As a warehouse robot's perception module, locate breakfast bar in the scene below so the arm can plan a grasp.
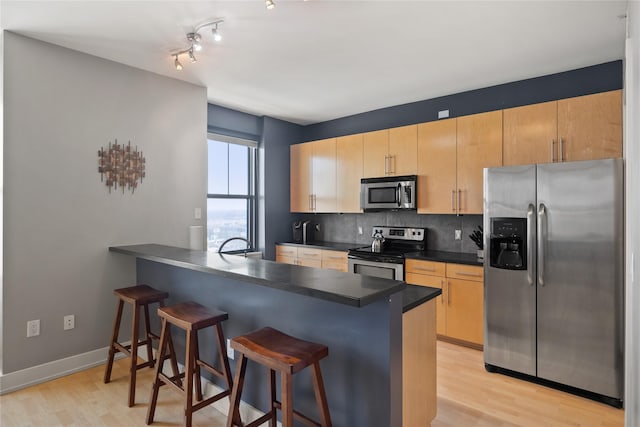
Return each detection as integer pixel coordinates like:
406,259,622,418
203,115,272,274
109,244,440,427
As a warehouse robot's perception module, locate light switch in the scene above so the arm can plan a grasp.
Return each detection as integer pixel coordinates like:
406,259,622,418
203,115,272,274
194,208,202,220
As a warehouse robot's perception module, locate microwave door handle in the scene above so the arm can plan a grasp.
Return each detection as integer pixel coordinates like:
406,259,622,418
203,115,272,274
397,183,402,207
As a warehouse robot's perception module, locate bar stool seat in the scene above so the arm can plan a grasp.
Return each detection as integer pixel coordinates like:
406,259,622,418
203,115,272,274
104,284,178,407
227,327,332,427
146,301,239,427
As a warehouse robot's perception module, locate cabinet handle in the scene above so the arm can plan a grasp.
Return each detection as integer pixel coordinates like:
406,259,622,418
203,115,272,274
447,280,451,305
327,256,344,260
455,271,483,278
559,138,564,162
457,189,462,215
414,266,437,272
389,155,395,175
313,194,317,211
302,252,319,257
550,139,555,162
308,194,312,210
441,279,445,304
384,155,389,175
451,190,456,213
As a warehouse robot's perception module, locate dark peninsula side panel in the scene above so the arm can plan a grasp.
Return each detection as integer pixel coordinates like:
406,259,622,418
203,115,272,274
137,258,402,427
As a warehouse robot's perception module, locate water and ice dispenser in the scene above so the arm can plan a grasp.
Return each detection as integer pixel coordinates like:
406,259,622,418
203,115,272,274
489,218,527,270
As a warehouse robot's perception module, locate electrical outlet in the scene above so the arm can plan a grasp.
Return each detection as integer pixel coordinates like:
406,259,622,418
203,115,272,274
194,207,202,220
455,229,462,240
64,314,75,330
358,226,363,235
226,338,234,360
27,319,40,337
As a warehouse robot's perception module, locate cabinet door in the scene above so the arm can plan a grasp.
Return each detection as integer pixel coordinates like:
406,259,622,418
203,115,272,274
311,138,337,212
290,143,313,212
456,111,503,214
321,250,348,272
417,119,457,214
389,125,417,176
558,90,622,162
445,278,484,345
362,129,389,178
406,272,446,336
336,134,363,213
504,101,558,166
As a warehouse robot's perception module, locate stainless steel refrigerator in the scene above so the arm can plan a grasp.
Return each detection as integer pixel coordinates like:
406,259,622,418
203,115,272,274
483,158,624,406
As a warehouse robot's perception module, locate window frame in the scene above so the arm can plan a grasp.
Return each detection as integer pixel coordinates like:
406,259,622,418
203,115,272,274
206,132,258,252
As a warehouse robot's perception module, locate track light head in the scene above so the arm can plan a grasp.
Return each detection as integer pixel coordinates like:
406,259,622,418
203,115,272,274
266,0,275,10
174,55,183,71
188,48,197,63
212,24,222,42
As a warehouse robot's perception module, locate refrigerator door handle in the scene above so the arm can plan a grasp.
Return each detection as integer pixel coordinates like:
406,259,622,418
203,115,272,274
537,203,546,286
527,204,535,286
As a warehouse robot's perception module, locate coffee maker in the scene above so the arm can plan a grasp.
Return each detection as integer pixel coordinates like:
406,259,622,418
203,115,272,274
292,220,315,244
489,217,526,270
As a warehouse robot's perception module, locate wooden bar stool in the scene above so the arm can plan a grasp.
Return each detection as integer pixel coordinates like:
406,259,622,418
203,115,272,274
226,327,332,427
146,301,240,427
104,284,178,407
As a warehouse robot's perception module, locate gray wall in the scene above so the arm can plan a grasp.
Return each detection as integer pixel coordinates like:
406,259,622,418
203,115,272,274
2,32,207,373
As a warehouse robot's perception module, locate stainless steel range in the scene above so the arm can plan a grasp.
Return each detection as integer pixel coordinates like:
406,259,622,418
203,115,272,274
347,226,426,280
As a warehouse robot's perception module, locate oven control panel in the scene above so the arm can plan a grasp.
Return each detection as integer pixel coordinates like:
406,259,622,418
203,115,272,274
371,226,426,241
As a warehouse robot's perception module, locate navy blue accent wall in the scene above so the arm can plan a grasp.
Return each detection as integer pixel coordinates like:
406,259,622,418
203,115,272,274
207,103,263,140
261,117,304,259
303,60,623,141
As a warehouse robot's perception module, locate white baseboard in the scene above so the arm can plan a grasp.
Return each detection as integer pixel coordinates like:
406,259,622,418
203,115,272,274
0,345,125,395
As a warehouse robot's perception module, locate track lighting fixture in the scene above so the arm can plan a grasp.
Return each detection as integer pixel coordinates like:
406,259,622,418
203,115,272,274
170,18,224,71
266,0,275,10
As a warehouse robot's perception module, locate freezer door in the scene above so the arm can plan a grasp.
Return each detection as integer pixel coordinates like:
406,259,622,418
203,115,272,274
484,165,536,375
537,159,624,399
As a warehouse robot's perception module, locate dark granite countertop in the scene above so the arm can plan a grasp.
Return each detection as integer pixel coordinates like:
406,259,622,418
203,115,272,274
402,285,442,313
277,241,366,251
109,244,405,308
405,250,483,266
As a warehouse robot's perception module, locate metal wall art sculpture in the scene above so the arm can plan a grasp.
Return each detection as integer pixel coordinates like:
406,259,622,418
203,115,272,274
98,139,146,193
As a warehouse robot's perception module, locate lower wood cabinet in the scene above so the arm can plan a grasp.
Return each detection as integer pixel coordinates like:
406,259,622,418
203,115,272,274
403,298,437,426
406,259,484,348
275,245,347,272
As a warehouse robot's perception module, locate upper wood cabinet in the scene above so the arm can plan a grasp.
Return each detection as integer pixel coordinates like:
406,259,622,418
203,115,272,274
389,125,418,176
457,111,503,213
290,138,336,213
363,125,417,178
558,90,622,162
504,101,558,166
336,134,363,213
417,111,502,214
417,118,457,214
503,90,622,166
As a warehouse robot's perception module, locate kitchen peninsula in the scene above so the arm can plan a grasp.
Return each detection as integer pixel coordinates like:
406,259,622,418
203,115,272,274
109,244,441,427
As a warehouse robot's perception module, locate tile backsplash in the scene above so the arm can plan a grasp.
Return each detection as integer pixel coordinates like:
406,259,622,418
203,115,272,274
295,212,483,253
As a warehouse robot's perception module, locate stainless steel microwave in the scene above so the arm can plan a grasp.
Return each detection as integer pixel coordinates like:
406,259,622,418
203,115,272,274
360,175,417,212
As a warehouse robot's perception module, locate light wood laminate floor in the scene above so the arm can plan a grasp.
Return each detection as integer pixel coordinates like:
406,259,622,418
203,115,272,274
0,341,624,426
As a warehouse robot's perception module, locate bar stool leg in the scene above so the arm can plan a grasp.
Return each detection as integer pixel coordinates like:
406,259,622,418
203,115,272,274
268,369,277,427
104,299,124,383
143,304,155,368
281,371,294,427
146,319,169,425
184,329,195,427
128,302,141,407
312,362,332,427
226,354,247,427
193,331,204,402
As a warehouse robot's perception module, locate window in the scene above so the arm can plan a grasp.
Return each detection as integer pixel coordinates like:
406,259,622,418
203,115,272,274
207,133,257,252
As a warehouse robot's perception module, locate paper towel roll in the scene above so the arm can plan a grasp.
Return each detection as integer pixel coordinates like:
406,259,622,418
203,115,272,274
189,225,204,250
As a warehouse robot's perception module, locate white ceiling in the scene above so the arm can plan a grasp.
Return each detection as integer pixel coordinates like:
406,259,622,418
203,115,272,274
0,0,628,125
